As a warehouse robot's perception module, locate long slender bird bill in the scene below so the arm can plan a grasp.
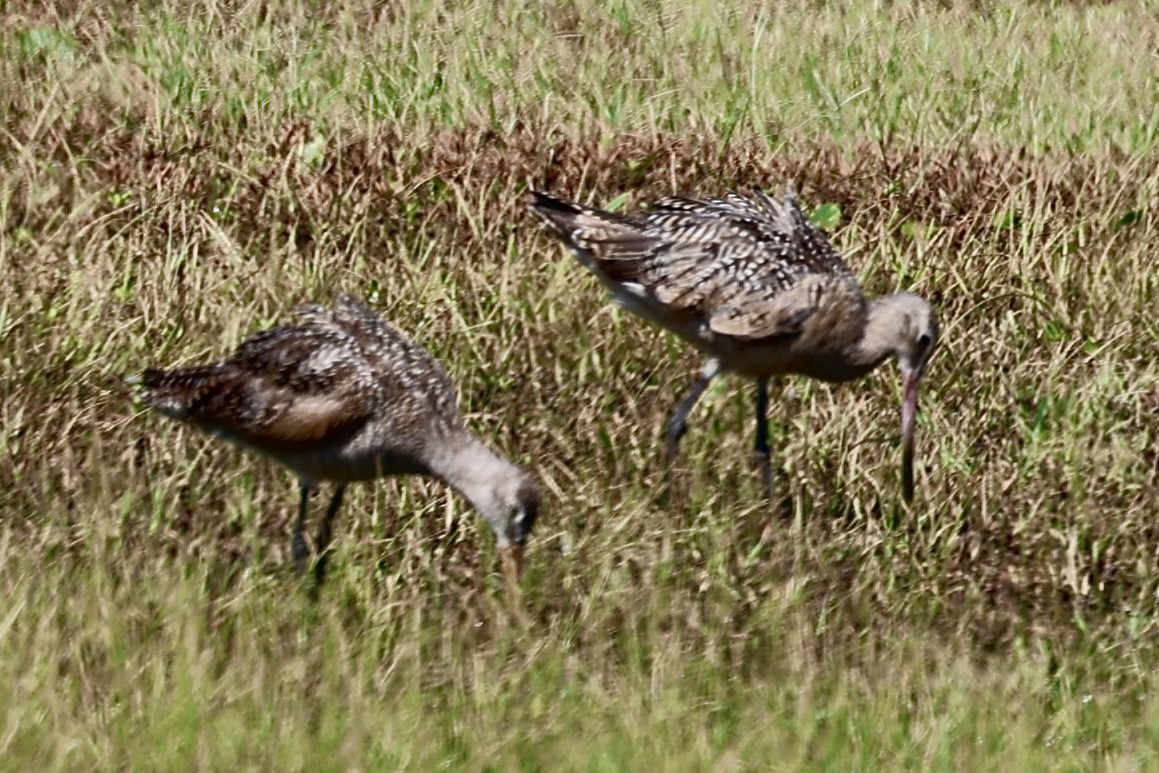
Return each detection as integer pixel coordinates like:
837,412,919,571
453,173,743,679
900,368,920,502
500,544,524,597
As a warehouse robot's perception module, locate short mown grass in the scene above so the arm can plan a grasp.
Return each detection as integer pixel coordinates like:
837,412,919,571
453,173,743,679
4,0,1159,768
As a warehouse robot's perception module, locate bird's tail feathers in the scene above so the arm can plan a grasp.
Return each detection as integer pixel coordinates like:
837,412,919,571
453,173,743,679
131,365,227,421
527,190,655,260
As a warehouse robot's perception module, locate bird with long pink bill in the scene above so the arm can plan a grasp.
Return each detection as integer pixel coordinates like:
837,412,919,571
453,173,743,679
129,295,539,597
528,186,937,501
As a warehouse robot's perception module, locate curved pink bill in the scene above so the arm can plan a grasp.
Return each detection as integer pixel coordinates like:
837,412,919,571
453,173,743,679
900,369,920,502
500,545,524,597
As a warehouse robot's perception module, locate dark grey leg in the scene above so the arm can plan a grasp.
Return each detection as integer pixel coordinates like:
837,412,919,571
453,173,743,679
754,378,773,496
293,484,312,577
665,358,722,476
312,484,346,590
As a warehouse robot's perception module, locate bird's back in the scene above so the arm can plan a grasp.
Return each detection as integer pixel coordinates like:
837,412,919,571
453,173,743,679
528,188,863,347
135,295,463,479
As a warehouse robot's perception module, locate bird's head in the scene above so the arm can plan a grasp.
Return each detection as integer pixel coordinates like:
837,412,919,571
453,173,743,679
435,437,542,597
885,293,939,501
494,472,540,585
464,457,540,591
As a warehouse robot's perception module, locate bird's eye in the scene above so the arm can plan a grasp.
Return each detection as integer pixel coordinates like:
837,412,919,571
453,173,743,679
917,333,932,350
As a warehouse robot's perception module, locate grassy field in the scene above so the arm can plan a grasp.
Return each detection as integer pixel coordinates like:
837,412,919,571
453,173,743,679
4,0,1159,768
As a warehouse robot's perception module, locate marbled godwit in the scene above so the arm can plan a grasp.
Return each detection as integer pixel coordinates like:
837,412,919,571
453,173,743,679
131,295,539,593
528,187,938,500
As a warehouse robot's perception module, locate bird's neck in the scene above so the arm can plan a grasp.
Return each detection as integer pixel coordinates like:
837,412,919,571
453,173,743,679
843,295,905,374
427,432,522,531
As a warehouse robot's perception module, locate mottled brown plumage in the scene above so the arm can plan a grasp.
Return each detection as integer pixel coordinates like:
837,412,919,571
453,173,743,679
528,187,938,500
132,295,539,593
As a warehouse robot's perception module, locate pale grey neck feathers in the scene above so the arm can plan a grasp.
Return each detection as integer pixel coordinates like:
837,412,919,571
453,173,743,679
427,433,537,548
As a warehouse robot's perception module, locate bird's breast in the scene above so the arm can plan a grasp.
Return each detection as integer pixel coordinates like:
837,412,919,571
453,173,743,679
278,444,432,484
